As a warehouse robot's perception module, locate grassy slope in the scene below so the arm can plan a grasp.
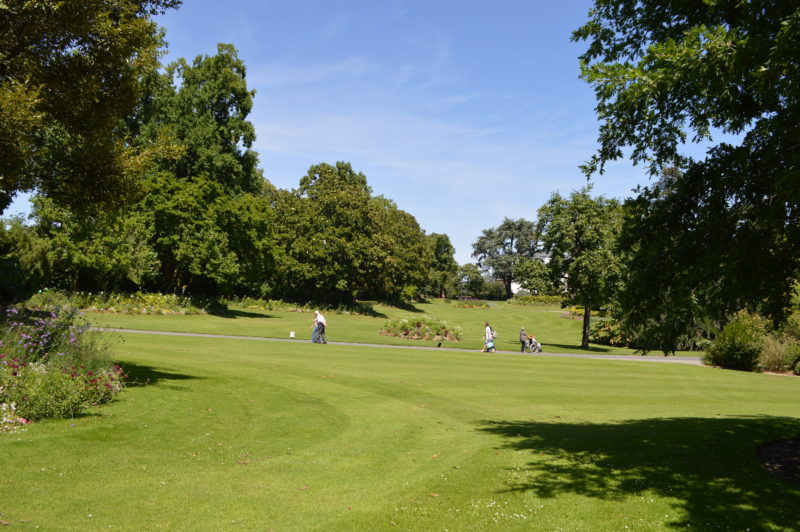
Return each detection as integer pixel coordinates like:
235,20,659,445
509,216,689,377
88,299,674,356
1,333,798,530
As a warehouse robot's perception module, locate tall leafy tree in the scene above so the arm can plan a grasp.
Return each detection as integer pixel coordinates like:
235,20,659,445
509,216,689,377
425,233,458,298
0,0,181,212
513,256,554,296
472,218,536,299
574,1,800,348
535,188,623,348
128,44,274,295
269,162,430,304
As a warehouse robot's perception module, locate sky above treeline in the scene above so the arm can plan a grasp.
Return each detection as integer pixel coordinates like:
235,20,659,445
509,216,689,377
6,0,656,264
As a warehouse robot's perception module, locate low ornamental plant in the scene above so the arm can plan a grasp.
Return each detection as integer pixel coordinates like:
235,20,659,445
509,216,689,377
380,317,462,341
508,295,562,307
703,311,765,371
0,307,126,423
25,289,217,315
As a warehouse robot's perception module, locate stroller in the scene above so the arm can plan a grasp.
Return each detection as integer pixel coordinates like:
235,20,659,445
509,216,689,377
526,335,542,353
482,338,496,353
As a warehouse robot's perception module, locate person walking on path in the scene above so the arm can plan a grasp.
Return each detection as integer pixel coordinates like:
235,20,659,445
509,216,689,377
482,321,496,352
314,310,328,344
519,327,528,352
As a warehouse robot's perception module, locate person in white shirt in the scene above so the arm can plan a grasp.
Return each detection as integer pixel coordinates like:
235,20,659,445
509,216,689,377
313,310,328,344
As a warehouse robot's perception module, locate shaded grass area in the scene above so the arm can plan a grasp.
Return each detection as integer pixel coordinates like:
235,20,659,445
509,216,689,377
89,299,673,356
0,332,797,530
480,416,800,531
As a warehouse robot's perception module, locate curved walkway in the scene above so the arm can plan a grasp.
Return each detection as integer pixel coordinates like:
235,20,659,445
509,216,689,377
99,328,704,366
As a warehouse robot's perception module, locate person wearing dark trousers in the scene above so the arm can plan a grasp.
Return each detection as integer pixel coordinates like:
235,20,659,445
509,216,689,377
519,327,527,352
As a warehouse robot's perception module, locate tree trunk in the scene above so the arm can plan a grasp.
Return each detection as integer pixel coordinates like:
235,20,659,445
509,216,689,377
504,276,513,300
581,305,591,348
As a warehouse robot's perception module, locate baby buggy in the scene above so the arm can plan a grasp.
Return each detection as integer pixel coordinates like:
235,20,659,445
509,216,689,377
526,336,542,353
482,339,496,353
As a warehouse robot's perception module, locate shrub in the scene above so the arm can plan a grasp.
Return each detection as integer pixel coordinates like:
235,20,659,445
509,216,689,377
561,306,606,320
1,363,86,420
381,318,462,341
231,296,381,316
589,320,635,348
0,307,125,423
703,311,766,371
785,344,800,376
452,301,490,309
508,295,562,307
757,335,799,373
25,289,218,315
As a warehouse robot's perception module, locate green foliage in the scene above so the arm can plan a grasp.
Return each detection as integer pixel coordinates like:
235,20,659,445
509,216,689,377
0,218,50,303
574,2,800,348
231,296,380,317
0,0,181,213
513,256,555,296
1,364,86,420
508,295,562,307
25,290,217,315
472,218,536,299
589,319,635,348
451,301,490,310
269,163,430,304
32,196,160,292
27,44,276,298
380,317,462,341
0,307,125,421
703,312,766,371
129,44,275,295
758,335,800,374
424,233,458,298
535,187,623,348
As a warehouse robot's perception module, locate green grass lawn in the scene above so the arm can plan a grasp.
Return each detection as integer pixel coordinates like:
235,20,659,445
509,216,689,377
88,299,677,356
1,330,798,530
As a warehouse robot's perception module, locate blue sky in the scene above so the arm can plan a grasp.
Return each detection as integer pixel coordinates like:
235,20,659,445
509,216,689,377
7,0,653,264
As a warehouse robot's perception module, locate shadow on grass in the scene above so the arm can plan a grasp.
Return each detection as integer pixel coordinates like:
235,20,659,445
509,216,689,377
545,342,620,354
208,308,276,319
120,362,200,388
478,416,800,530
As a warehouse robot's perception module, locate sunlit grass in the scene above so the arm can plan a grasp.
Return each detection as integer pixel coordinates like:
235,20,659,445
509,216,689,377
1,332,797,530
88,299,669,356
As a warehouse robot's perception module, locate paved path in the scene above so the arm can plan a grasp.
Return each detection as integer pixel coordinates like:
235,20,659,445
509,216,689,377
100,328,704,366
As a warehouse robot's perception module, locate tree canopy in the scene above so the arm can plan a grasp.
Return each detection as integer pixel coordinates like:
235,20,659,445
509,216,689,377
574,1,800,349
269,162,431,304
472,217,536,299
0,0,181,212
535,188,623,348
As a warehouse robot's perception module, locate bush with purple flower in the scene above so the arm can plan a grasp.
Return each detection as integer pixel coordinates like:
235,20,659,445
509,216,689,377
0,307,125,427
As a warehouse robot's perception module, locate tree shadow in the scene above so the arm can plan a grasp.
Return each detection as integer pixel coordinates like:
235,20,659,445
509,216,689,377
545,342,618,353
391,301,424,314
478,416,800,530
208,308,275,319
119,362,200,388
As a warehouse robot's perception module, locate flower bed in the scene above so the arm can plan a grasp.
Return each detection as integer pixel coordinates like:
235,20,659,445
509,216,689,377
380,317,462,342
0,307,125,429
